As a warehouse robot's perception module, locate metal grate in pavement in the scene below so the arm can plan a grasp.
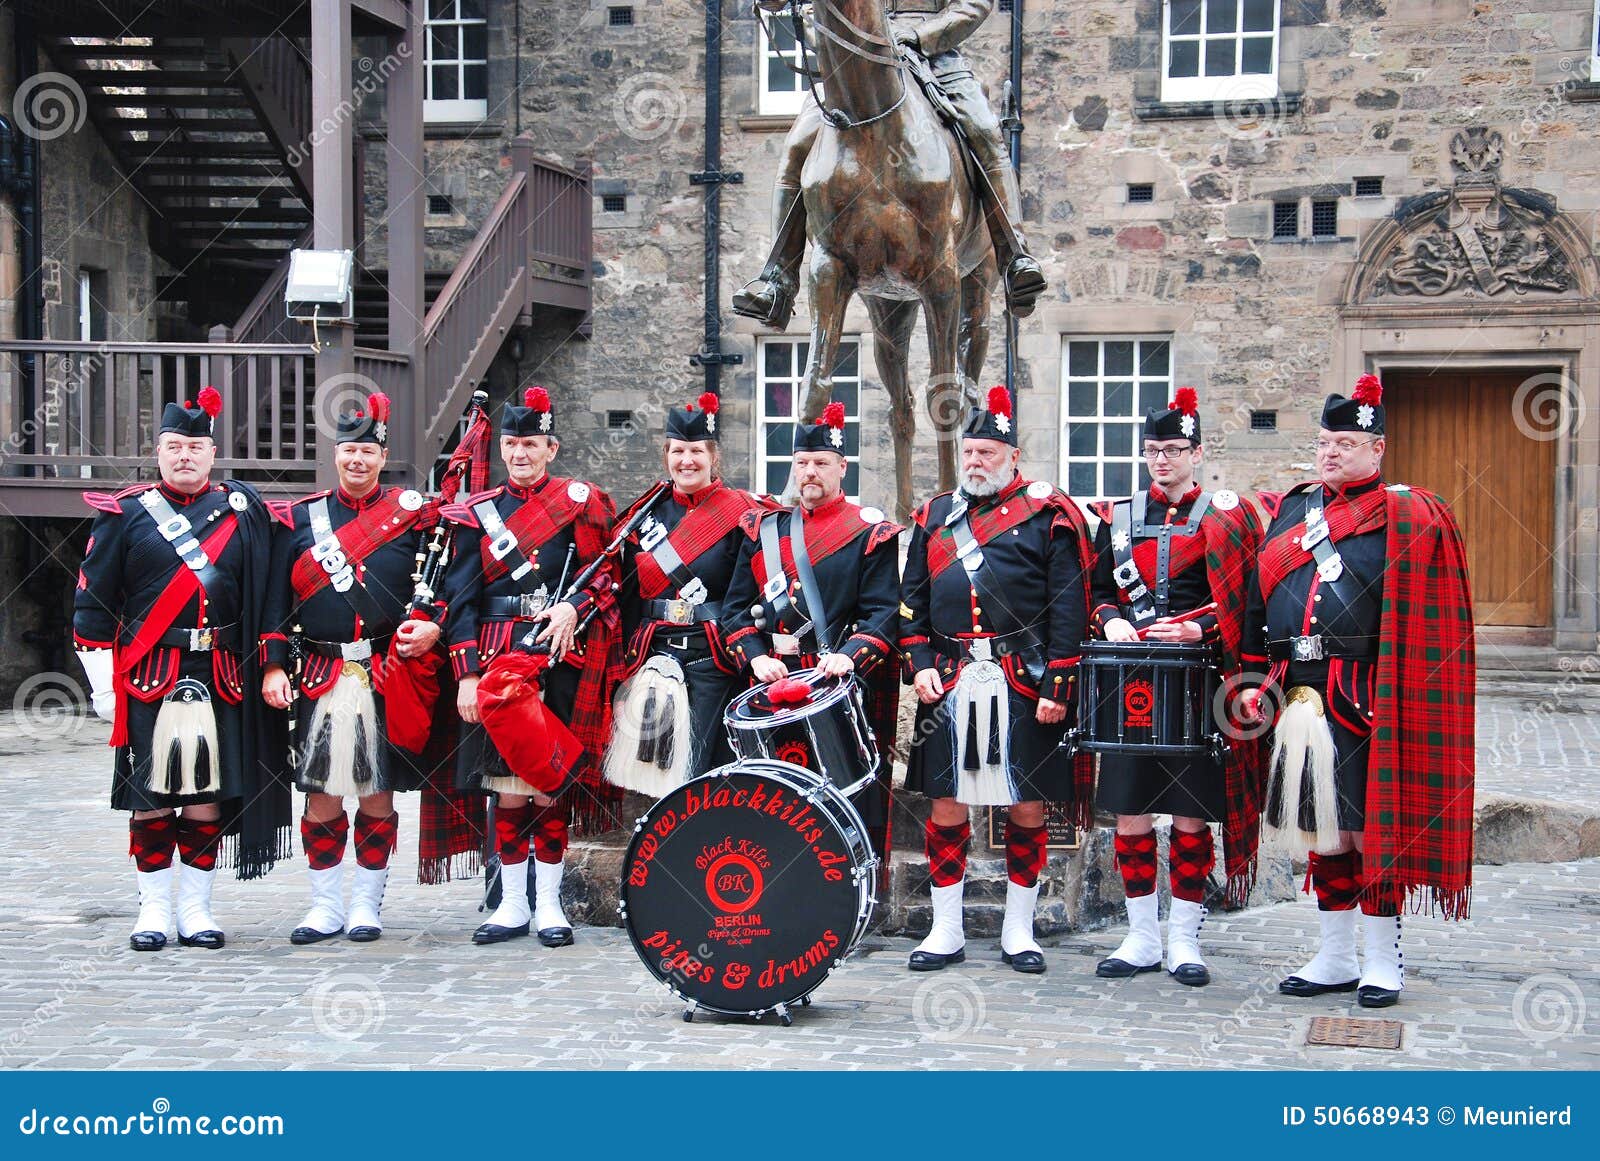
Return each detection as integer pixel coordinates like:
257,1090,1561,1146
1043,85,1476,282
1307,1016,1403,1049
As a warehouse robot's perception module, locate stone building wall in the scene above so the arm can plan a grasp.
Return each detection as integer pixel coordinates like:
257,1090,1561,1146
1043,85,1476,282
393,0,1600,531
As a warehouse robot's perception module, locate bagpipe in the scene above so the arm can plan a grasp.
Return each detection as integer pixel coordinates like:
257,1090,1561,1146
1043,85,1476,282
382,389,492,756
474,478,671,794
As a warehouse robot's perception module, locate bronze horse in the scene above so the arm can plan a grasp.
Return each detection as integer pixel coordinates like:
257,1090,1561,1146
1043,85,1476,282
791,0,998,520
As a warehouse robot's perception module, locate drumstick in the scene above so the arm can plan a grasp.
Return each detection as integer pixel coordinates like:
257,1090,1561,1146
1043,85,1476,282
1135,601,1217,640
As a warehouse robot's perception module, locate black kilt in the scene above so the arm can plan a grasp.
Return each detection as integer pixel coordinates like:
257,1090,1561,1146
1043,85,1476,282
904,684,1073,803
1096,751,1226,820
111,650,243,812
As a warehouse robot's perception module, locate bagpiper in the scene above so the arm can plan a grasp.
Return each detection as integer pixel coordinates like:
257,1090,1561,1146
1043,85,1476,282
74,388,288,950
1087,388,1263,987
438,386,620,947
1241,375,1476,1008
898,386,1094,974
605,393,774,794
720,401,904,871
260,392,445,944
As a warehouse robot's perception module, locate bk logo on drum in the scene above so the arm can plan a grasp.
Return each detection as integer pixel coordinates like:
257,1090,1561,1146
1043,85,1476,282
704,852,765,913
1123,679,1155,729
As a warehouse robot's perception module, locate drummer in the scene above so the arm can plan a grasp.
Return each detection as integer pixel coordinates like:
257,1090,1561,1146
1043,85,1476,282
1087,388,1263,987
606,394,774,794
720,401,904,870
899,387,1096,975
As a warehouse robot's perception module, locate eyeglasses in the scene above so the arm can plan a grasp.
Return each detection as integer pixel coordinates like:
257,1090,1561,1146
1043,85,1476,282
1142,446,1193,461
1313,438,1379,455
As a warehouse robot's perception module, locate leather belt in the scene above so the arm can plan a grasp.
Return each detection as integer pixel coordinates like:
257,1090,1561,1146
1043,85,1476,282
155,624,238,653
934,626,1045,664
300,636,385,661
644,597,723,626
1267,634,1378,662
483,593,553,620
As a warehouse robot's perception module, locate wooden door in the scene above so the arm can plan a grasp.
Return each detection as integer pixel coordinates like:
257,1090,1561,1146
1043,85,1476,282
1382,370,1556,627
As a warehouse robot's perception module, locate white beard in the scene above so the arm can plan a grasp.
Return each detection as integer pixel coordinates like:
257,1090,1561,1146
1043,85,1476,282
961,463,1015,498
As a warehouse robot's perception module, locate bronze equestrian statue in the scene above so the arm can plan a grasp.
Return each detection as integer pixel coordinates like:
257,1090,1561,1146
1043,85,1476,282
734,0,1047,518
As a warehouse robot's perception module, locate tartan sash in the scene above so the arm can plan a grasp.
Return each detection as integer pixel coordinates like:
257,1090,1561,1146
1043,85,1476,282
289,488,425,601
478,483,586,583
925,489,1051,581
1255,484,1387,602
633,483,755,599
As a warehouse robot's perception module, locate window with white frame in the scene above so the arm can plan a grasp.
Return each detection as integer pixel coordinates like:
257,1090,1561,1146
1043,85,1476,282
758,14,809,116
757,336,862,501
1592,0,1599,82
1161,0,1279,104
1060,338,1173,502
425,0,488,122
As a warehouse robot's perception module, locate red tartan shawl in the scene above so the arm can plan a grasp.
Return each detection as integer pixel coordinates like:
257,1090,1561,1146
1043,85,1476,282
288,488,427,601
631,482,762,598
477,478,608,581
1367,487,1476,919
738,498,901,587
1199,501,1266,907
924,485,1054,581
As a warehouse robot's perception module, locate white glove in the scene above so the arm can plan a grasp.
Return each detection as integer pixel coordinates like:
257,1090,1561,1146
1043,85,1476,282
76,649,116,722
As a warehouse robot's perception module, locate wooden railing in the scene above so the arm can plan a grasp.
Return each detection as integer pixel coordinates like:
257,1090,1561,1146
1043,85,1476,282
0,340,319,490
418,146,592,461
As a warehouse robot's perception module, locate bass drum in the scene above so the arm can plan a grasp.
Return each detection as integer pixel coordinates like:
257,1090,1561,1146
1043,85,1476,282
620,759,877,1022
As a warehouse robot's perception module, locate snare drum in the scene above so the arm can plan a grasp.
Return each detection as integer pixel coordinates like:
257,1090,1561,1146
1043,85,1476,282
723,668,879,797
1075,641,1223,759
620,758,878,1023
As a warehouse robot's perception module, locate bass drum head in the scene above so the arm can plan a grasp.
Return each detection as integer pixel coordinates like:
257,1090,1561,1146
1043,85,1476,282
621,759,873,1016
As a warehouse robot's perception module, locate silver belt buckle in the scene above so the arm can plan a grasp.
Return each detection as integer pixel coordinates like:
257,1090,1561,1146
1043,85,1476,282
520,591,549,618
772,632,802,656
1291,634,1324,662
341,639,374,662
188,628,214,652
663,598,694,626
1301,521,1329,550
968,636,993,663
1112,560,1140,588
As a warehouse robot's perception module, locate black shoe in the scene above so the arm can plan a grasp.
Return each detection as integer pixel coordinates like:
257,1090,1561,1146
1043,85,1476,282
1171,963,1211,987
1003,256,1047,318
1357,984,1400,1008
1001,949,1046,974
289,925,343,946
731,280,796,330
1095,957,1161,979
1279,974,1359,997
177,930,225,950
472,921,530,945
129,930,166,952
907,947,965,972
537,925,574,948
346,925,382,943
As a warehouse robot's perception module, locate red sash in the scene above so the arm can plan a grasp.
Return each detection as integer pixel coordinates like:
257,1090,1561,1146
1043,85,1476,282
633,484,755,598
289,489,425,601
109,514,242,747
1256,485,1388,601
481,484,585,581
926,491,1052,581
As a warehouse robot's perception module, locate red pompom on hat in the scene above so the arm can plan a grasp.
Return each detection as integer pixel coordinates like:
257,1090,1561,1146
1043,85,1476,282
367,392,391,423
987,384,1013,419
1171,386,1198,415
822,401,846,429
525,385,551,411
697,391,720,415
1352,373,1383,406
197,386,222,418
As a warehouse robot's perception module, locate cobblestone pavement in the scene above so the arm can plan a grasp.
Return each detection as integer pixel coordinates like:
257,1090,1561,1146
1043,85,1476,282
1,701,1596,1071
